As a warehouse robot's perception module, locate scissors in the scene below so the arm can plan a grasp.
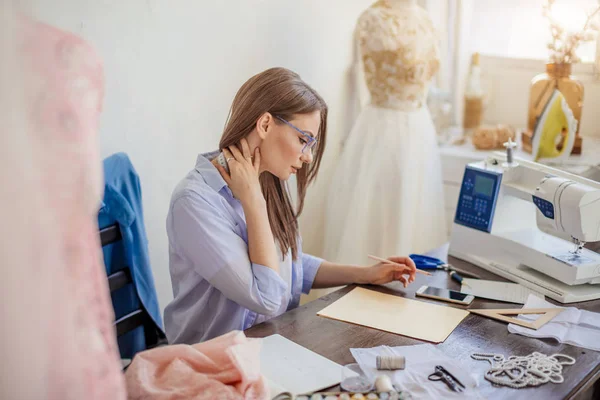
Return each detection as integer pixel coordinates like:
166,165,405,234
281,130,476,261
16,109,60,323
409,254,481,280
428,365,466,392
409,254,450,270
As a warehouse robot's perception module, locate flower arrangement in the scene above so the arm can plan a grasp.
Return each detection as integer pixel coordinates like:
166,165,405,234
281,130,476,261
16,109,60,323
543,0,600,64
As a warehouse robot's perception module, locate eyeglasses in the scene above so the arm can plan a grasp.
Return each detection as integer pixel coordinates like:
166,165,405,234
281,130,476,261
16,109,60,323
275,115,318,153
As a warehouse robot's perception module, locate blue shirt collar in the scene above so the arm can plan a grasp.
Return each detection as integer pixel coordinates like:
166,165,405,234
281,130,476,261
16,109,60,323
195,150,229,193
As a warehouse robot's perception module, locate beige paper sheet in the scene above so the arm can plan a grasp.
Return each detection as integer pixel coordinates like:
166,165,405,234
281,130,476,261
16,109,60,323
317,287,469,343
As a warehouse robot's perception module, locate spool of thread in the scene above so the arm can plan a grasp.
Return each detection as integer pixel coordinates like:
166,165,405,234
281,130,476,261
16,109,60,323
374,375,394,392
376,355,406,370
504,137,517,165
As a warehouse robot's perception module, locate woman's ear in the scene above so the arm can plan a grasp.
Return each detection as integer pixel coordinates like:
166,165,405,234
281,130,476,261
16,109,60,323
256,112,272,140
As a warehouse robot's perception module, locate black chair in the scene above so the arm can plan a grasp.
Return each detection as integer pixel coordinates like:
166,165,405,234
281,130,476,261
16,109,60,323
100,223,166,361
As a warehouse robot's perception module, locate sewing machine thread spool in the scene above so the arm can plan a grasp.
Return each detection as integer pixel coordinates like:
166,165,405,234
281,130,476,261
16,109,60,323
503,137,518,167
376,355,405,370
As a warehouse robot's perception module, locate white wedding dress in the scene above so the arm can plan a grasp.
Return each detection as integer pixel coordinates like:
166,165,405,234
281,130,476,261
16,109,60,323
323,1,447,266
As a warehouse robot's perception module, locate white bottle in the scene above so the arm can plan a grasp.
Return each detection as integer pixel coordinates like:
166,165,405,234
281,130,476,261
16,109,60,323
465,52,484,98
463,52,484,130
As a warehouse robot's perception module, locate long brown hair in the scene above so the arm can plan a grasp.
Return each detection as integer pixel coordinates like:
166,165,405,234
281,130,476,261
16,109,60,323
219,67,328,260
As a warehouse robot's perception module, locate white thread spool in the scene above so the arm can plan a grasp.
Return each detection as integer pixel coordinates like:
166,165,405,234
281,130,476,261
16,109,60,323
376,355,405,370
374,375,394,392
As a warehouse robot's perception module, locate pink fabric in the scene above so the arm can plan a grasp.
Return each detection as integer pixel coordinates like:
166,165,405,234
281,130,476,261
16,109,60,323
125,331,269,400
0,10,125,400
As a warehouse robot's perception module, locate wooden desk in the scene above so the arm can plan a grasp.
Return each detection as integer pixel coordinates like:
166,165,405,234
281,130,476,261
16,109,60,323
246,256,600,399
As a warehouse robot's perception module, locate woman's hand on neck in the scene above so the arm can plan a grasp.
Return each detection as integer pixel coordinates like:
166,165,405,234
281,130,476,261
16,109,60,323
212,130,264,173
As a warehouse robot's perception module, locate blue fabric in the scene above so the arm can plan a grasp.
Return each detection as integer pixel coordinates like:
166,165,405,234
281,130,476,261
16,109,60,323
98,152,163,359
163,151,323,344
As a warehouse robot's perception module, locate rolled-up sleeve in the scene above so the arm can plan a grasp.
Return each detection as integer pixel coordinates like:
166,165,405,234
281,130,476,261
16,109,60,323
169,194,286,316
301,253,323,294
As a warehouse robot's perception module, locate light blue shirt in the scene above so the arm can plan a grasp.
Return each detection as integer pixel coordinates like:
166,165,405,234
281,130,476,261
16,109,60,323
164,151,323,344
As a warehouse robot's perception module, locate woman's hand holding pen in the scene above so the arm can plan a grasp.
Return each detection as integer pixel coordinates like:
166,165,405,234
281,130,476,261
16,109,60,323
362,256,418,288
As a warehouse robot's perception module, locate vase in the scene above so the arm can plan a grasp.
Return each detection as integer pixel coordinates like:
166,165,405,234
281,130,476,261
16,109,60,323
522,63,584,155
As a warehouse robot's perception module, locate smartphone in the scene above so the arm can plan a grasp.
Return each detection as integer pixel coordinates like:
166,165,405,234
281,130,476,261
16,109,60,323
416,285,474,305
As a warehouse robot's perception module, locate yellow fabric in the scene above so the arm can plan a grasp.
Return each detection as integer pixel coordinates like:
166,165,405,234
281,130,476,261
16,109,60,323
532,89,577,162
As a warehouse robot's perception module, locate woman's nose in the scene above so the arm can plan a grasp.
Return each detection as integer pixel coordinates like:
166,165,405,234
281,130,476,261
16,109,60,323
301,148,314,164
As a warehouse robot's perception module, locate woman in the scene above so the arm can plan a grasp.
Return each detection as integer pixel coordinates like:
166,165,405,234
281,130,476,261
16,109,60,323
164,67,417,344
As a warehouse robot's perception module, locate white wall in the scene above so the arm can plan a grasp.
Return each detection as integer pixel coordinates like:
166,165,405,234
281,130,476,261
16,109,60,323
24,0,373,312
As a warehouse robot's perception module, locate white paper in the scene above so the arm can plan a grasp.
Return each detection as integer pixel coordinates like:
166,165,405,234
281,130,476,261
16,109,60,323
461,279,544,304
350,344,485,400
260,334,342,397
508,295,600,351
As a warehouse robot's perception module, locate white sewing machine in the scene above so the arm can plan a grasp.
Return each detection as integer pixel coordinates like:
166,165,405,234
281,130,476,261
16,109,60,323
449,151,600,303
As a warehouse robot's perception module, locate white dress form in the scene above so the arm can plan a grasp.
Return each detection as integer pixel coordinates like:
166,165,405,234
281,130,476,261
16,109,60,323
323,0,447,266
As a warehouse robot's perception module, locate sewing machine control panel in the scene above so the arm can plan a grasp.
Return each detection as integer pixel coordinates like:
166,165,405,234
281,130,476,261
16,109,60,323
455,166,502,233
532,195,555,219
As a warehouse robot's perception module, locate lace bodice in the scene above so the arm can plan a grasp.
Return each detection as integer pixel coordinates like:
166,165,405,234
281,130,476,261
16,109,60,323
356,1,440,110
